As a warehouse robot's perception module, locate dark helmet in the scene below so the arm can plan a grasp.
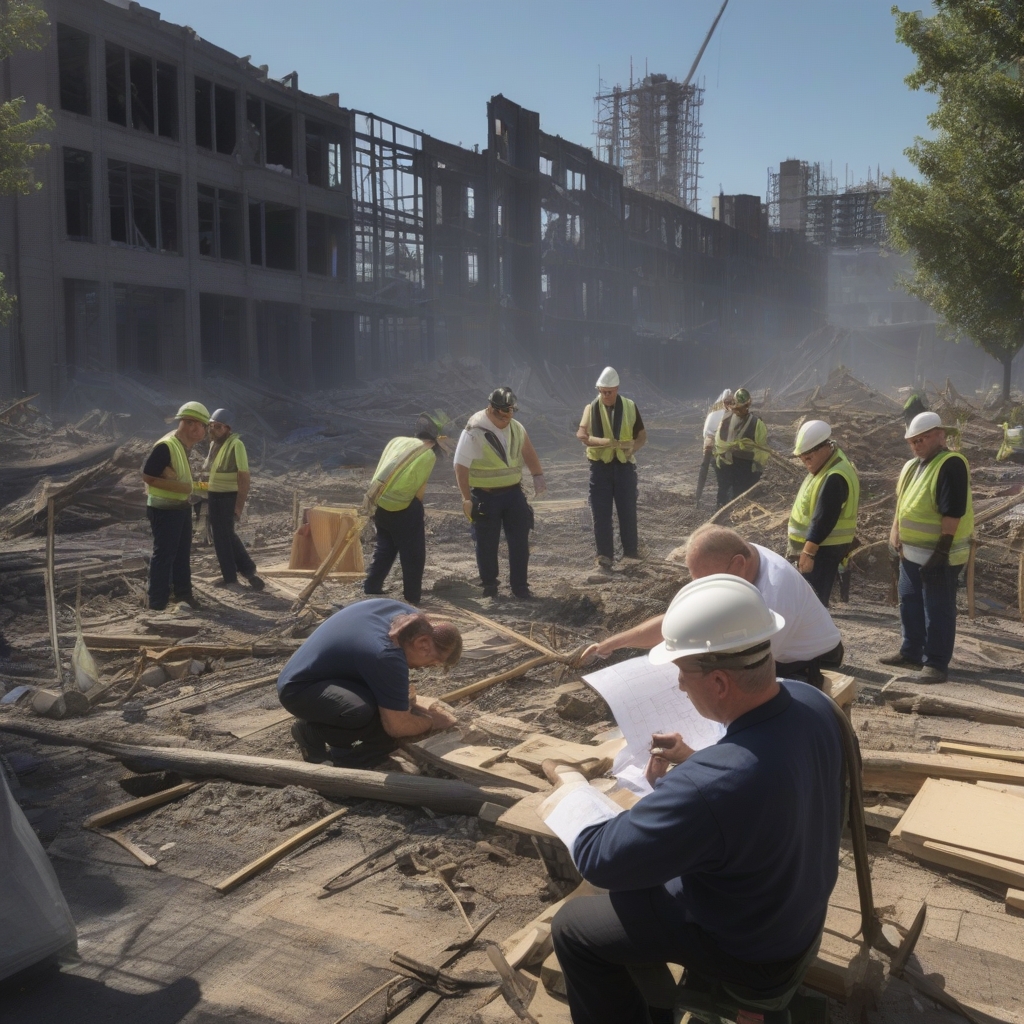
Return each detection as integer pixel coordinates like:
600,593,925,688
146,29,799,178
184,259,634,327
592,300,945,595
488,386,518,412
415,413,439,441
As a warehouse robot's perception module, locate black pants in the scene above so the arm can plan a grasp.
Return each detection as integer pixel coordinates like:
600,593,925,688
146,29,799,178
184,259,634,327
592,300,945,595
470,484,533,593
551,889,808,1024
147,506,193,610
364,498,426,604
799,544,850,608
278,679,397,767
716,460,758,508
776,641,844,690
207,491,257,583
589,460,638,560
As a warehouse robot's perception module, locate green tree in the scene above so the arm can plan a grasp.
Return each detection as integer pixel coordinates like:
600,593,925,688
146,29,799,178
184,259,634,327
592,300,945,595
884,2,1024,401
0,0,53,325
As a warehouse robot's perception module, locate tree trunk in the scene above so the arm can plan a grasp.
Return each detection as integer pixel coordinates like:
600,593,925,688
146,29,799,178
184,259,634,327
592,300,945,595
1003,351,1013,402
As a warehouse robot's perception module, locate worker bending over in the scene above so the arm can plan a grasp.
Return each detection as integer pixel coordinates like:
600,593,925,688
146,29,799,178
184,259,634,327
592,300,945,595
577,367,647,570
277,600,460,767
714,387,768,507
582,524,843,687
454,387,546,600
696,388,733,505
141,401,209,611
546,575,843,1024
203,409,264,592
364,414,445,605
788,419,860,606
881,411,973,684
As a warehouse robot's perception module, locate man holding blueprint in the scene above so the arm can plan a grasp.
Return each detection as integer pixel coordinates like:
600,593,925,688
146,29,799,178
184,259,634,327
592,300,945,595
540,575,844,1024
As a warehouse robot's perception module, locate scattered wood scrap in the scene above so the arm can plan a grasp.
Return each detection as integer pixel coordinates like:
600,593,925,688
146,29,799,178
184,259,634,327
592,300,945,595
861,749,1024,795
506,734,625,773
403,732,550,792
83,781,202,829
888,691,1024,729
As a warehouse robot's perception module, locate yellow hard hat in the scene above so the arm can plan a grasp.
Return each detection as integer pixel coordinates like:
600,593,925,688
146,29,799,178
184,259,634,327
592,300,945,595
175,401,211,425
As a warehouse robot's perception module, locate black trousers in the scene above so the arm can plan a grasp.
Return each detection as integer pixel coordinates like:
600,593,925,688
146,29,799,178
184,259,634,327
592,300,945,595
278,679,398,767
364,498,426,604
147,506,193,610
776,641,844,690
799,544,850,607
589,460,638,559
715,460,758,508
207,491,257,583
551,889,808,1024
470,484,533,593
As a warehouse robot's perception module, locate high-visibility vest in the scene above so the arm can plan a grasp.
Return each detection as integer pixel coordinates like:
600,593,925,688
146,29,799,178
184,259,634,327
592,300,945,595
997,423,1023,462
207,433,246,493
896,451,974,565
374,437,436,511
586,397,637,464
714,412,766,467
788,447,860,551
468,418,525,489
145,432,192,508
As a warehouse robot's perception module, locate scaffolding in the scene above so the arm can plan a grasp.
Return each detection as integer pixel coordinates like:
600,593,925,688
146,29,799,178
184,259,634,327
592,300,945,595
594,72,703,211
766,160,837,232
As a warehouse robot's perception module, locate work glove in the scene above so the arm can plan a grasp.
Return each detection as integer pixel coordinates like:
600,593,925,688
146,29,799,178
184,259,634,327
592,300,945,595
922,534,953,572
532,473,547,497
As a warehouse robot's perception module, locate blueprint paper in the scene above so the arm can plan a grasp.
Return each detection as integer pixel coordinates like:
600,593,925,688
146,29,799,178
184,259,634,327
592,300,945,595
540,784,624,857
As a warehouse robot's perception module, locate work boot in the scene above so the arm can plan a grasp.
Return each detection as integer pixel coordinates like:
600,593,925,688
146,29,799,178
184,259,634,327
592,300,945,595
213,578,239,589
512,588,535,601
291,721,327,763
918,665,947,684
244,573,265,592
878,653,921,669
482,583,498,598
595,555,613,571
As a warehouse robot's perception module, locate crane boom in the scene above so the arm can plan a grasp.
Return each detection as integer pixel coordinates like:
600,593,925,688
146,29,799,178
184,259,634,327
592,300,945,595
681,0,730,89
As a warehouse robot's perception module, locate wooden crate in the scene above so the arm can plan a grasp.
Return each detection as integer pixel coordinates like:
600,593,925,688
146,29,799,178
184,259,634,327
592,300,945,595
288,506,364,573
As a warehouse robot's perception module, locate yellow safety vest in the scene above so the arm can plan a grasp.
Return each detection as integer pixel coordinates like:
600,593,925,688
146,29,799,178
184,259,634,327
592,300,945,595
996,423,1023,462
896,451,974,566
714,413,767,468
207,433,246,493
586,397,637,464
146,432,192,509
374,437,436,512
788,447,860,552
468,418,525,489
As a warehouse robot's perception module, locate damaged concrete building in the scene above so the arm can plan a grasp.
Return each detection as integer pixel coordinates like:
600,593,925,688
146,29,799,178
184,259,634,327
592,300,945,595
0,0,825,409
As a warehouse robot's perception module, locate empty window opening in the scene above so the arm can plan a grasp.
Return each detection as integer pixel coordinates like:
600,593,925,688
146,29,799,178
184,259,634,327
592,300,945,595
435,253,444,288
200,293,245,375
327,138,344,188
540,206,559,242
255,300,300,385
311,309,354,387
496,202,503,237
539,155,552,177
540,272,549,298
194,77,212,148
435,184,442,226
675,223,683,248
63,279,101,375
305,121,345,189
466,250,479,285
197,184,242,261
465,186,475,220
156,63,177,139
264,103,293,172
248,201,262,266
108,161,180,253
307,211,344,277
567,169,586,192
129,52,154,133
63,148,93,241
249,201,297,270
57,24,90,116
106,45,177,137
195,78,235,154
566,213,581,246
116,285,185,375
245,95,262,162
105,43,126,125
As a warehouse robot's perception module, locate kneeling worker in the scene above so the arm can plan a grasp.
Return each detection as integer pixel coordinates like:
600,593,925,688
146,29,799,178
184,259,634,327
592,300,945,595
547,575,844,1024
278,599,461,767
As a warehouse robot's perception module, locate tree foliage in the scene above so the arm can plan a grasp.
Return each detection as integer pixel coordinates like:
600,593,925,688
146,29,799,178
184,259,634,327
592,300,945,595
883,2,1024,398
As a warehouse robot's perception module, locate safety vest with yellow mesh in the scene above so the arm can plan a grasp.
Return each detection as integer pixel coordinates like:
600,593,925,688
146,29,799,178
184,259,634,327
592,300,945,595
146,432,192,509
373,437,437,511
207,433,247,493
468,418,525,489
586,397,637,464
714,412,768,470
788,447,860,554
996,423,1023,462
896,451,974,566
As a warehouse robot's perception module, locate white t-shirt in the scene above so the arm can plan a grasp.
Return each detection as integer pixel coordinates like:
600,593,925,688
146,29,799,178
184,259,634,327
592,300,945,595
752,544,841,663
702,408,727,443
453,410,513,469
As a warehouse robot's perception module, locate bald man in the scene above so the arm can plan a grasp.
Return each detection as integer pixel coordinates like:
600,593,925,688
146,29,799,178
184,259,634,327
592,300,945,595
582,525,844,687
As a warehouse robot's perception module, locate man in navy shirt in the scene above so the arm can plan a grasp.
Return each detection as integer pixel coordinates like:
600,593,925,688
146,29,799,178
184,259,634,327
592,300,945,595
277,600,461,767
547,576,844,1024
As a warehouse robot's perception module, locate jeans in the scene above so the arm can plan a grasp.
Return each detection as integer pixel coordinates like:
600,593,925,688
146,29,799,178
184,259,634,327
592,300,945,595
147,506,193,610
589,460,638,559
716,460,758,508
898,559,962,670
470,485,533,593
551,889,809,1024
364,498,426,604
207,491,256,583
800,544,849,607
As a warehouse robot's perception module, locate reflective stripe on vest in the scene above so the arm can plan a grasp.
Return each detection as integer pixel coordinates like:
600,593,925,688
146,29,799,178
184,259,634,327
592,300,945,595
896,451,974,565
587,397,637,464
146,432,192,508
788,447,860,548
208,433,244,493
468,418,525,488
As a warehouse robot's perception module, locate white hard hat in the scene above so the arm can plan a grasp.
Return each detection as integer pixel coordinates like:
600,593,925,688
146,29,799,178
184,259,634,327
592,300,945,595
905,411,951,439
649,574,784,665
596,366,620,388
793,419,832,456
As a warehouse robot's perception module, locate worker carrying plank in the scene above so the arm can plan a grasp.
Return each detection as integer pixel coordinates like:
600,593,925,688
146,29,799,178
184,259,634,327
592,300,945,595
880,411,973,684
277,600,460,767
581,524,844,688
140,401,210,612
696,388,733,505
454,387,546,600
542,575,844,1024
576,366,648,570
788,419,860,607
364,412,448,605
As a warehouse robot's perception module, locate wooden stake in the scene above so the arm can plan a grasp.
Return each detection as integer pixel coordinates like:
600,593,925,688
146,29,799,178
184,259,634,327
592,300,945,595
293,522,361,612
83,781,202,829
432,601,559,660
44,496,62,683
440,655,556,703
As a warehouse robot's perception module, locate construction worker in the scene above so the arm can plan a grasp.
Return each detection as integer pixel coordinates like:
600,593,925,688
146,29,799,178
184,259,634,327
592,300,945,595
881,411,973,683
576,367,647,569
582,524,844,687
140,401,210,611
278,601,461,767
996,422,1024,464
203,409,264,592
788,420,860,607
544,575,844,1024
713,387,768,507
696,388,733,505
454,387,546,599
364,413,446,605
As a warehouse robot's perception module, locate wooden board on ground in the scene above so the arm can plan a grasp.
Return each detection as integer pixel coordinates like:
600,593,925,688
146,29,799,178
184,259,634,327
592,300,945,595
405,733,549,792
861,749,1024,795
507,734,626,773
495,790,557,840
821,670,857,710
937,741,1024,764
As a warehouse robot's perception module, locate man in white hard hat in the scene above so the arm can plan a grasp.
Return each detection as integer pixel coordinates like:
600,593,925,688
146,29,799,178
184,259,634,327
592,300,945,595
203,409,264,592
581,524,843,688
576,367,647,569
546,575,844,1024
788,420,860,606
880,411,973,683
696,389,733,505
713,387,768,507
141,401,210,611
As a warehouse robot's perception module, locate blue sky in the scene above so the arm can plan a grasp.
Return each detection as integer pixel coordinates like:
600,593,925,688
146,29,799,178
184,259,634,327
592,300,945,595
151,0,935,216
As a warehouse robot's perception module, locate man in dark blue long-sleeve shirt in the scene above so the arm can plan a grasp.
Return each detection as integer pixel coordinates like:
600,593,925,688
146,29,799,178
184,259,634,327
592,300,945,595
548,575,844,1024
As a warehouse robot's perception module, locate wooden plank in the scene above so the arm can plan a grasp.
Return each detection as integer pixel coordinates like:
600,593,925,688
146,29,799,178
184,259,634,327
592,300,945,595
496,791,557,840
861,749,1024,795
440,655,556,704
889,692,1024,729
890,836,1024,888
432,600,560,661
83,781,202,829
260,569,364,580
92,828,157,868
1007,888,1024,912
405,733,549,792
507,734,626,773
293,521,362,612
937,741,1024,764
821,670,856,709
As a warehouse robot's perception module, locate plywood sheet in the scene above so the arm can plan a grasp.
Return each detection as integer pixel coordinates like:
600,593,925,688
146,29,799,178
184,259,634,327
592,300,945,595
288,506,364,572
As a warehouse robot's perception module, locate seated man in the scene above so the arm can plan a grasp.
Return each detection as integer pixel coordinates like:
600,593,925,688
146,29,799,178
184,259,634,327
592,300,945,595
277,599,460,768
548,575,844,1024
582,524,843,688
